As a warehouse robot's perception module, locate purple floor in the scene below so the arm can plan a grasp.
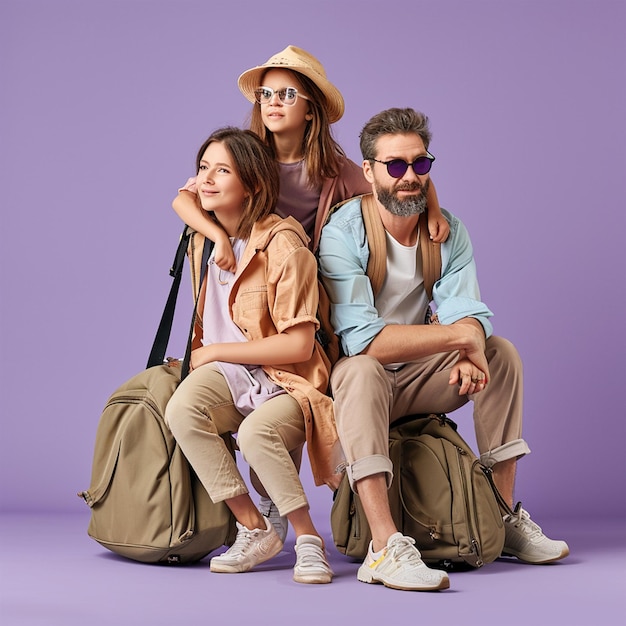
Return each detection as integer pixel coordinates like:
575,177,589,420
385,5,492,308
1,512,624,626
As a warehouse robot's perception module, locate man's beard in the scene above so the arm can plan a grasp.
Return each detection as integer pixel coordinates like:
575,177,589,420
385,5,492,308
375,178,430,217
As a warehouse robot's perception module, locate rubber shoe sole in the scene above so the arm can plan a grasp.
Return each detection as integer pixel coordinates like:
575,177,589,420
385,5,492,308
293,570,333,584
501,544,570,564
357,563,450,591
210,538,282,573
209,521,283,573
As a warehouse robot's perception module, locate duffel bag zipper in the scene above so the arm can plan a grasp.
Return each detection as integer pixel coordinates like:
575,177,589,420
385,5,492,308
457,446,483,566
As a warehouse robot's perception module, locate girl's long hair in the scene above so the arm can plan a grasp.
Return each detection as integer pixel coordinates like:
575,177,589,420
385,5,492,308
247,69,345,187
195,127,280,240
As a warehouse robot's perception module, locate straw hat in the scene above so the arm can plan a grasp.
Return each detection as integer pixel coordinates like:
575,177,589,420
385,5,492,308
237,45,345,123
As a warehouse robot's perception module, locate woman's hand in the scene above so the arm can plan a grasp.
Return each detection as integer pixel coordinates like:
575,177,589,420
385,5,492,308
189,345,218,372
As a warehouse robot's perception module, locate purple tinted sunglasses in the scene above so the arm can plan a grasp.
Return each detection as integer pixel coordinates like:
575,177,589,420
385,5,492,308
371,152,435,178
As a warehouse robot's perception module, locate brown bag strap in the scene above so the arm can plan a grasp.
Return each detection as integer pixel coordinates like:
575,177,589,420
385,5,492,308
361,193,441,300
418,211,442,301
360,193,387,297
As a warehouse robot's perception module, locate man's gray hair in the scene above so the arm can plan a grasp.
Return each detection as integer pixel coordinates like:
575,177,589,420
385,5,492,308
359,108,432,160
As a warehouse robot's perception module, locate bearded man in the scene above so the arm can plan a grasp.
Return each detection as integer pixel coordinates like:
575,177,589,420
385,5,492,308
318,107,568,593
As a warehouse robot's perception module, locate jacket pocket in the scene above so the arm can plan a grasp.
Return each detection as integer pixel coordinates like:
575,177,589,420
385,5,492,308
232,286,270,337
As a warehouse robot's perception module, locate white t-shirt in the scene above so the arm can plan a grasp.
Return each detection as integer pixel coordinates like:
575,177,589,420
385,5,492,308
376,229,430,370
202,238,285,416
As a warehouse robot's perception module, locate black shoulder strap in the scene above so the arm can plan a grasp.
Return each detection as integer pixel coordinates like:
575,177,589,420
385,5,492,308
146,226,213,381
180,236,213,379
146,226,191,369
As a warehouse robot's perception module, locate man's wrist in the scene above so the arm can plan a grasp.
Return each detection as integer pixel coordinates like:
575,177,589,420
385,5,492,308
452,318,486,349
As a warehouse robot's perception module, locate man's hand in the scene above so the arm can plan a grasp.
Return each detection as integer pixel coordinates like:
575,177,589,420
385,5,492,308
449,357,488,395
453,318,489,381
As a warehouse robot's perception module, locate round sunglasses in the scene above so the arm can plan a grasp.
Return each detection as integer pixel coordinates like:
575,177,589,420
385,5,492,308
371,152,435,178
253,87,310,106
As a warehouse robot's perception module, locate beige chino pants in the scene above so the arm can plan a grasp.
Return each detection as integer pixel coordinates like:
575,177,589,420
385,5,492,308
330,335,531,490
164,364,308,516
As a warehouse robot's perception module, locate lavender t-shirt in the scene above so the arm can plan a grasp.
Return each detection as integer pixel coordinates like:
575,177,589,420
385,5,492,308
202,238,285,417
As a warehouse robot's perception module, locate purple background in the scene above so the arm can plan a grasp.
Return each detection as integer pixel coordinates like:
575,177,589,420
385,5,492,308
1,0,624,523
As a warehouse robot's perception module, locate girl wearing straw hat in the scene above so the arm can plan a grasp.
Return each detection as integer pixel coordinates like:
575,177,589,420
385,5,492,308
172,44,448,266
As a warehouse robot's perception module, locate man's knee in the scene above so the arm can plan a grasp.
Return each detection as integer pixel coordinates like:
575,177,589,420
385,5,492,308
486,336,523,375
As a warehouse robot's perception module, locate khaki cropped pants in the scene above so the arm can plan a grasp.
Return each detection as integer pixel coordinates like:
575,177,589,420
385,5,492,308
330,335,530,490
164,365,308,516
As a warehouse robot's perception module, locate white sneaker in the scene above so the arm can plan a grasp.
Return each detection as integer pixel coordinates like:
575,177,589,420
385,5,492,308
502,505,570,564
259,496,289,544
209,517,283,573
357,533,450,591
293,535,333,584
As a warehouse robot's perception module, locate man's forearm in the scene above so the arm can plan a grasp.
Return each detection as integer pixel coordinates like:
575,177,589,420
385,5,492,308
362,318,485,365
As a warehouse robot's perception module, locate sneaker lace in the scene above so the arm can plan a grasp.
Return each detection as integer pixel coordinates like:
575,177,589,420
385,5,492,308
227,525,255,556
511,507,544,541
297,542,326,568
387,535,424,565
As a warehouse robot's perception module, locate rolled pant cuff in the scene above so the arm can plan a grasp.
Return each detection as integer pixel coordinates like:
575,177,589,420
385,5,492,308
276,497,309,518
208,485,249,504
480,438,531,467
346,454,394,492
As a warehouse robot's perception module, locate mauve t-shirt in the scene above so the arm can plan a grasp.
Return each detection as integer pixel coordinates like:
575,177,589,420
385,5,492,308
276,160,321,249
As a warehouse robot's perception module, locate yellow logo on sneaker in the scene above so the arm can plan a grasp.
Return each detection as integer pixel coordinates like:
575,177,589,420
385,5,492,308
369,548,388,569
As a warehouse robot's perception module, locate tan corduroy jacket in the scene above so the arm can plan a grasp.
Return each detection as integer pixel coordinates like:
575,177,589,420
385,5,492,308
187,214,341,488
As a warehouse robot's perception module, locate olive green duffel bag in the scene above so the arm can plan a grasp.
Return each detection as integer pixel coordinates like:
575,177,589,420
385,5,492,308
330,414,506,569
79,228,235,563
78,362,236,564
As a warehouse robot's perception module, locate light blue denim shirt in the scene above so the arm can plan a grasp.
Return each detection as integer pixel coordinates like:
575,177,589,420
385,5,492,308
318,197,494,357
